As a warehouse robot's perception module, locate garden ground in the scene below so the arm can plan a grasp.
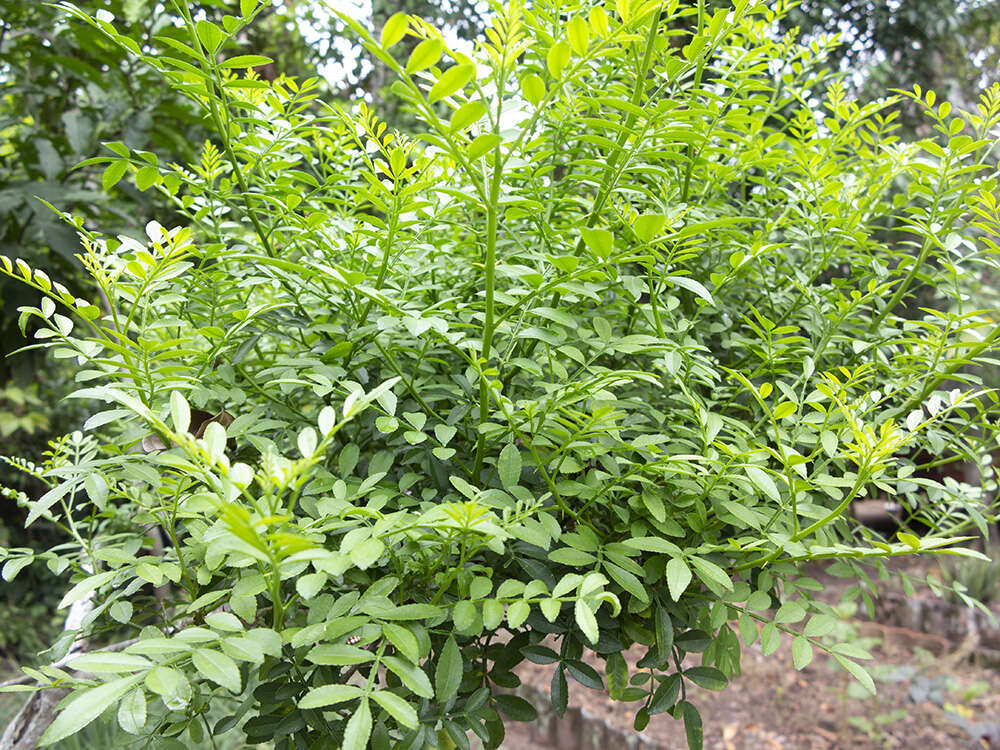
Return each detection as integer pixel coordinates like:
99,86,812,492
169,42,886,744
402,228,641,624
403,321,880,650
504,558,1000,749
506,617,1000,749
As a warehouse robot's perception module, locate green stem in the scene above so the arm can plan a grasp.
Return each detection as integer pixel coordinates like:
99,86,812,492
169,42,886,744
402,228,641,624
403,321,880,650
897,320,1000,415
578,6,662,240
472,65,508,479
792,471,867,542
868,157,954,333
430,536,469,606
680,0,707,202
172,1,276,260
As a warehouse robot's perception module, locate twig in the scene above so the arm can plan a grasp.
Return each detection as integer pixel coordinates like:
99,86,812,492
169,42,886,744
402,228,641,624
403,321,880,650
0,638,139,690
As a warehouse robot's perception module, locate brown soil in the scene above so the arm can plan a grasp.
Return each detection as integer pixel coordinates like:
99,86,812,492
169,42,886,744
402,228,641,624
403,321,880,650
504,625,1000,749
500,559,1000,750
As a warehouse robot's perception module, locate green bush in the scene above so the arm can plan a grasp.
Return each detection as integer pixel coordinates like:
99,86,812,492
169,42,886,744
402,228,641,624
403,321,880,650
938,555,1000,607
2,1,999,748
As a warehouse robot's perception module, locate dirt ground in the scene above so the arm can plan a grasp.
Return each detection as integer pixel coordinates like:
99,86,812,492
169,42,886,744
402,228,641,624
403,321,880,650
503,621,1000,750
502,557,1000,750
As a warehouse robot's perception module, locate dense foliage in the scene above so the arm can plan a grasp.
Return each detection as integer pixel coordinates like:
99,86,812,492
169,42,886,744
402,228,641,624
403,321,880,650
2,0,1000,748
0,0,320,376
0,0,318,663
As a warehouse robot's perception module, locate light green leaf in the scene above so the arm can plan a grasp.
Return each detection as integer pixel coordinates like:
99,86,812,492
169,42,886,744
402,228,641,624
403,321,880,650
298,426,317,458
306,644,375,666
547,40,570,77
144,666,182,697
117,688,146,734
689,557,733,592
135,165,159,191
574,598,598,644
59,570,116,609
299,684,362,709
746,590,771,611
835,655,876,695
68,652,151,673
220,636,265,664
623,537,682,556
482,598,504,630
428,63,475,103
772,401,797,419
381,12,408,48
737,612,758,646
220,54,273,69
507,599,530,628
135,562,163,586
580,227,613,259
666,557,692,601
634,213,667,242
406,38,443,73
350,538,385,570
191,648,241,692
774,600,806,624
467,133,500,159
792,636,813,669
665,275,714,305
169,391,190,434
382,624,419,664
760,622,780,656
371,690,419,729
296,572,326,600
202,421,227,463
450,100,488,131
109,600,133,624
343,698,373,750
567,16,590,55
820,431,838,458
40,676,141,745
745,465,780,502
497,443,522,490
521,74,545,105
452,600,479,634
204,612,243,632
102,160,128,192
539,598,561,622
804,614,836,638
382,656,433,698
196,20,226,53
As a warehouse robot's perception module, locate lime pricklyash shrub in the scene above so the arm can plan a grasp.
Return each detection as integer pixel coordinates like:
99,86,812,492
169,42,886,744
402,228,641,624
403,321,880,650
2,0,1000,748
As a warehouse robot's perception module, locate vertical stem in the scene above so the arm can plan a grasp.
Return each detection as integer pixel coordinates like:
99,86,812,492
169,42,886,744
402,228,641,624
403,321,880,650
171,0,276,259
868,156,952,333
680,0,706,203
472,50,509,478
269,556,284,631
578,5,663,239
519,6,664,364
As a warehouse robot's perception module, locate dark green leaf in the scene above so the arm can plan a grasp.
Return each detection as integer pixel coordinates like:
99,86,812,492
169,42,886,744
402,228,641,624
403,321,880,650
682,700,703,750
435,636,462,702
550,666,568,717
684,666,727,690
494,694,537,722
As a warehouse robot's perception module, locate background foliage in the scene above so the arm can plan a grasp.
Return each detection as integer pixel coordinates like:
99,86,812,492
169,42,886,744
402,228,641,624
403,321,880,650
0,1,999,749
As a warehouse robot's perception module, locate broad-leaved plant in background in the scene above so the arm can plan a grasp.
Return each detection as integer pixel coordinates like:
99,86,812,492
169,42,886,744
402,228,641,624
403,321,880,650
2,0,1000,748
